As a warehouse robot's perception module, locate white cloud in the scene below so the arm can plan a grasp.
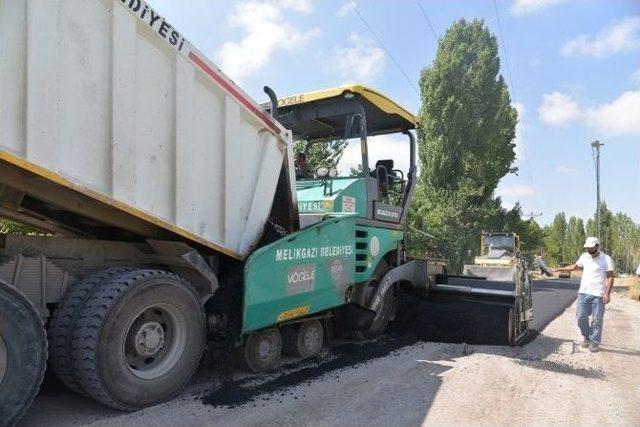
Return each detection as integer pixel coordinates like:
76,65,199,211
511,0,563,16
217,1,319,83
280,0,313,14
538,90,640,137
538,92,580,125
585,90,640,136
337,0,357,17
326,33,385,84
498,184,540,197
555,164,577,175
338,134,413,176
561,16,640,58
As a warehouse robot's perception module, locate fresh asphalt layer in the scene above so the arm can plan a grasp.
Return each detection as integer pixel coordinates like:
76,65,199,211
529,278,580,332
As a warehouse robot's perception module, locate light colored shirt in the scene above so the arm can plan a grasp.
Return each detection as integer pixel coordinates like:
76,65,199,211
576,251,614,297
636,263,640,276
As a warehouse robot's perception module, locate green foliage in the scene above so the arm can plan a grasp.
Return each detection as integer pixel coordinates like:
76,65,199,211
293,139,349,172
542,213,586,265
609,211,640,273
593,202,614,253
418,18,517,201
543,213,567,265
408,186,485,272
540,203,640,273
519,218,545,254
565,217,586,262
349,164,364,177
0,219,42,235
409,18,521,272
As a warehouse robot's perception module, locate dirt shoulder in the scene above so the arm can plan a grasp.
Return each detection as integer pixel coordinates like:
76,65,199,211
423,285,640,426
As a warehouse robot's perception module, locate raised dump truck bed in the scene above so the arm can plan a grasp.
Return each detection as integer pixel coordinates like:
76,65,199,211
0,0,293,260
0,1,299,422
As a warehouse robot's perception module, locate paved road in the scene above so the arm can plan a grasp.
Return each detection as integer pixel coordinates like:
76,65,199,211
529,278,580,331
19,278,580,426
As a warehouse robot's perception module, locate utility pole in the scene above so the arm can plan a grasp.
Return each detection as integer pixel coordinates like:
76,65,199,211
591,140,604,237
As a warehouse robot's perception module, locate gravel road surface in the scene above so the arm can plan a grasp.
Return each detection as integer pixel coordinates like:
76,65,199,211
19,279,640,426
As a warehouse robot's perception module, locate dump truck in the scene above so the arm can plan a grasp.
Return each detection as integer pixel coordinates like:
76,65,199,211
0,1,530,424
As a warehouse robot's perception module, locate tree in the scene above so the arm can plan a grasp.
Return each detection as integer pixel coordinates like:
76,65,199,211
610,212,639,273
541,206,640,274
565,216,586,262
418,18,517,201
293,139,349,172
543,213,567,265
0,219,43,235
410,19,519,272
597,202,614,253
520,219,545,255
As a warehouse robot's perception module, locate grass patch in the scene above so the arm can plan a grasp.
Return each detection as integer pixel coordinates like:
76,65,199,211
617,276,640,302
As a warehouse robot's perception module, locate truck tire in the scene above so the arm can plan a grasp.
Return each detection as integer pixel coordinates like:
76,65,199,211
0,282,47,427
282,320,323,358
48,267,131,396
70,269,206,411
240,328,282,373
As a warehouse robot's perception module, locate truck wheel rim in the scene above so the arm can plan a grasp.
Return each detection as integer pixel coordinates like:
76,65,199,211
0,336,6,385
303,326,320,352
124,303,187,380
257,336,275,360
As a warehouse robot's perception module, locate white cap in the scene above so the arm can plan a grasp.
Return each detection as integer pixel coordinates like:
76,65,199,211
584,237,599,248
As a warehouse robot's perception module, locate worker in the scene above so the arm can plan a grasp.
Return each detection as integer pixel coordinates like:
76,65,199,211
295,152,313,179
534,253,553,277
552,237,614,352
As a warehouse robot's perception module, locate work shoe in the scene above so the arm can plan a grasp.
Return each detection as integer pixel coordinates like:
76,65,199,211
589,343,600,353
580,339,590,348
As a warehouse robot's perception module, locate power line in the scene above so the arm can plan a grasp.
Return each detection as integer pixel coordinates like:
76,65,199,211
416,0,439,40
353,6,419,94
491,0,535,186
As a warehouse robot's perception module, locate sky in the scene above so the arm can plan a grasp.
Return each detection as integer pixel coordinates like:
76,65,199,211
147,0,640,225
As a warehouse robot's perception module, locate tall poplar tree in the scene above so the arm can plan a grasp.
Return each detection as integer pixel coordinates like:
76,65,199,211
410,19,518,272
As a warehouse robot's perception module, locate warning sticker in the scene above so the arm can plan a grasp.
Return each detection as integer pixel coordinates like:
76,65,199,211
342,196,356,212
